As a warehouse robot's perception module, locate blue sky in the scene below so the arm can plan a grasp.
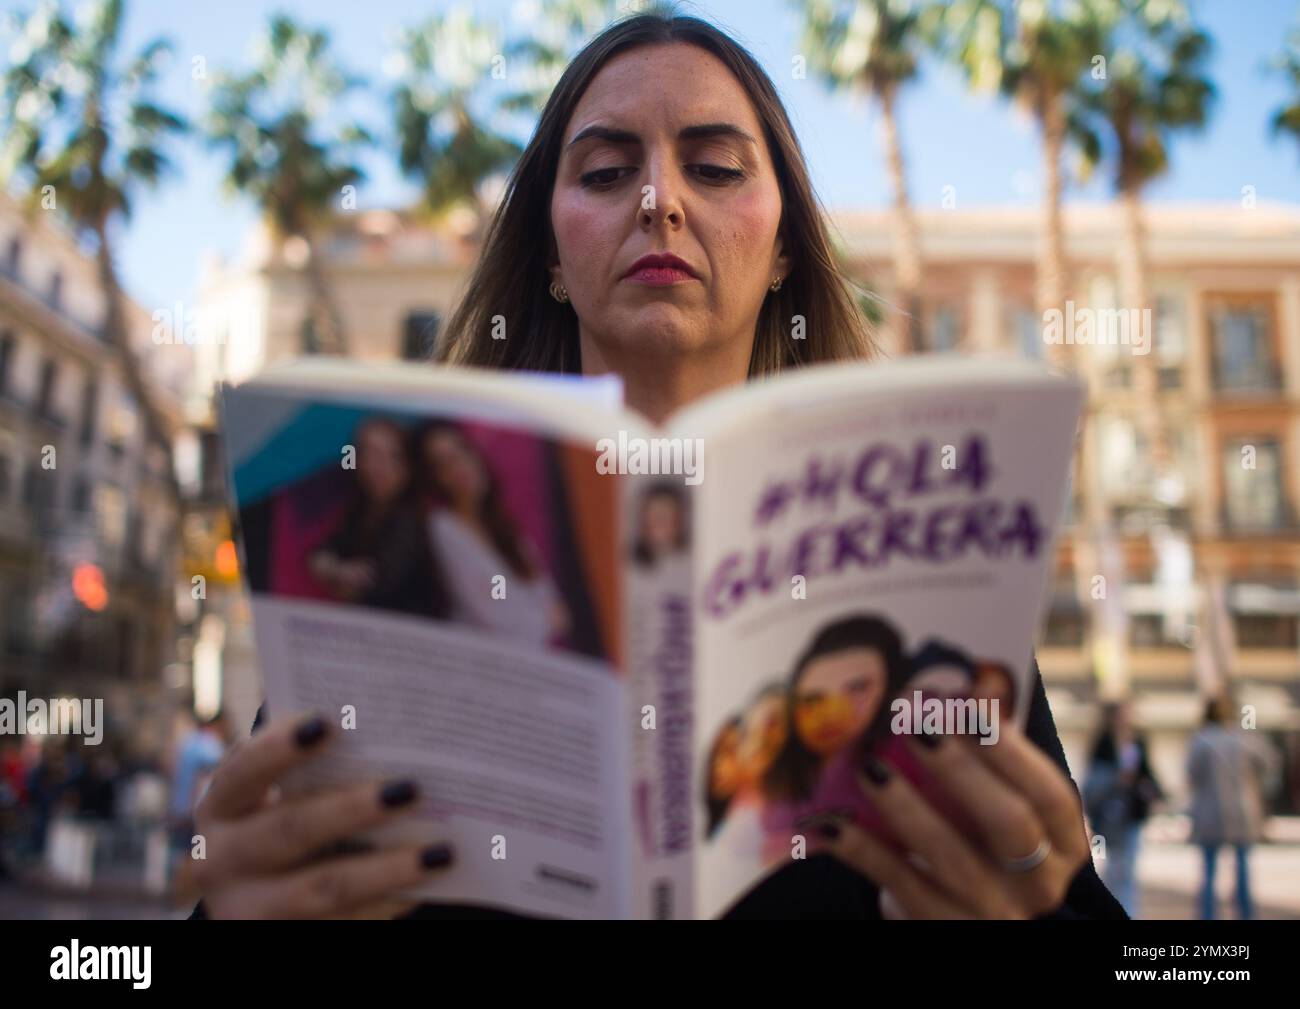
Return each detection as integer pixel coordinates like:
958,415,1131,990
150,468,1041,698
104,0,1300,310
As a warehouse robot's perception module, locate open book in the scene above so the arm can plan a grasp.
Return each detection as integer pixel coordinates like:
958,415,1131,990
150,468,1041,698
220,354,1083,919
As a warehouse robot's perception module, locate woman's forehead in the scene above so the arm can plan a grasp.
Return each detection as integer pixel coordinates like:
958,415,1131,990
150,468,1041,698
564,44,761,143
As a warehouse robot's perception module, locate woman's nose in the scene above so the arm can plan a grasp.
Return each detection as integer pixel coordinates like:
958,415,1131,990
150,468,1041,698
638,156,685,229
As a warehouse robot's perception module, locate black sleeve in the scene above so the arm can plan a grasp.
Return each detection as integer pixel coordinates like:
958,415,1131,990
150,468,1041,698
1021,658,1128,920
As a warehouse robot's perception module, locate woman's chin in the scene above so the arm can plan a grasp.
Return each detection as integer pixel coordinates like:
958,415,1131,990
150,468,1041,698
606,304,712,355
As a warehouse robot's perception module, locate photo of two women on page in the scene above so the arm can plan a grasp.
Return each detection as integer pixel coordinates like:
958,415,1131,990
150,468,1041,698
703,614,1019,866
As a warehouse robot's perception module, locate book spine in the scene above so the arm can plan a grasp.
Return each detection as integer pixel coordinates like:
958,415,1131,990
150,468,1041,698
624,477,696,919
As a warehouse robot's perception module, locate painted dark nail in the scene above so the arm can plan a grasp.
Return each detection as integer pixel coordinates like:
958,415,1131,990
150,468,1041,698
294,716,328,748
863,756,892,786
815,819,841,840
421,843,454,870
380,780,419,808
917,729,944,750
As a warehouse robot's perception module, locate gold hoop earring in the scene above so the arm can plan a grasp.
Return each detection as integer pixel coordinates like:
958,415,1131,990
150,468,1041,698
549,280,569,303
769,276,784,292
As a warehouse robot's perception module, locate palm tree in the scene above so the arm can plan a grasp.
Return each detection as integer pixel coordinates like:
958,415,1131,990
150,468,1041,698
205,14,372,355
1267,24,1300,160
388,9,522,233
940,0,1114,367
0,0,186,476
499,0,645,116
796,0,930,355
1071,0,1214,472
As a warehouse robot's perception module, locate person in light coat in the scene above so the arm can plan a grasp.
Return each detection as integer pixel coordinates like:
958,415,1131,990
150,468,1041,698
1186,696,1280,919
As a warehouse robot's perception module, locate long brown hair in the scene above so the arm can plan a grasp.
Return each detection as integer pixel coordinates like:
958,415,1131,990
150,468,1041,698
436,5,875,376
415,420,538,579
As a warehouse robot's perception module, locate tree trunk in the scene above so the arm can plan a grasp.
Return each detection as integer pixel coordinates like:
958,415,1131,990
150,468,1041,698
93,219,177,497
1037,91,1069,370
1118,183,1167,474
302,238,347,355
878,84,923,355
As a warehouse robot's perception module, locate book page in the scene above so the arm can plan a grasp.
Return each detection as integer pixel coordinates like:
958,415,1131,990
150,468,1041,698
222,383,632,919
689,371,1083,918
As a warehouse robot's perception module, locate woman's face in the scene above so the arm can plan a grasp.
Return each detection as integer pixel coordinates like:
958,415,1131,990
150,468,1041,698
640,494,683,554
737,693,786,786
356,423,409,504
793,648,887,758
424,430,487,506
911,665,972,699
709,724,743,799
550,42,789,367
974,665,1013,711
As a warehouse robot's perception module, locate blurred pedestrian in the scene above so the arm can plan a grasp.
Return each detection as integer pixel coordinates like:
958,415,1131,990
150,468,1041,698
25,742,68,858
0,738,28,877
169,711,229,840
1083,701,1163,917
1187,696,1280,920
167,711,230,899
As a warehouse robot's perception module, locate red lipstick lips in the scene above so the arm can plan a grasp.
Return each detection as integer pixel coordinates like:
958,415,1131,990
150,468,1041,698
622,253,698,285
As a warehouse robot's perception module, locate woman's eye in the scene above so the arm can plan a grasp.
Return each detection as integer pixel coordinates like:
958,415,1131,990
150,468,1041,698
692,164,745,183
579,167,628,188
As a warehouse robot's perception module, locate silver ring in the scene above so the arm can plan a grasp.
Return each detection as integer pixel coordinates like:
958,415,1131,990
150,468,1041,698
1002,839,1052,874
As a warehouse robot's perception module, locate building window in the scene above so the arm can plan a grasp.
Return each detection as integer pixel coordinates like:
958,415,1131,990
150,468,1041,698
1155,295,1185,389
1208,297,1280,393
1042,578,1086,647
1128,611,1185,649
1010,306,1042,360
22,456,56,513
1228,578,1300,648
35,358,58,420
0,330,13,395
72,476,90,512
300,317,320,355
1233,614,1299,648
402,312,441,360
80,378,98,447
1097,415,1152,498
94,484,127,547
1222,436,1288,531
920,304,960,354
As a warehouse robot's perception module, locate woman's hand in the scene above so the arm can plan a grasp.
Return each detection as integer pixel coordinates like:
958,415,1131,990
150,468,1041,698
815,721,1091,919
192,711,453,919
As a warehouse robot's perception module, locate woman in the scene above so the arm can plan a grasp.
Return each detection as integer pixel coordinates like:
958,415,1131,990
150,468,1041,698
906,639,977,700
1082,702,1162,918
703,717,744,839
709,685,787,850
308,418,446,618
758,615,906,862
416,420,569,644
192,9,1121,919
631,483,689,568
1187,696,1279,920
973,659,1018,715
765,616,905,808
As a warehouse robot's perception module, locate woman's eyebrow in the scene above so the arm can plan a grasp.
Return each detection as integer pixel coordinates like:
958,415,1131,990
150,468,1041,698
566,122,758,148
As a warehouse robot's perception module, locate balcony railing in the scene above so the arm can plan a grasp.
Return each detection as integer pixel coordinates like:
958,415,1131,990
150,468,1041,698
1219,500,1300,536
0,259,108,344
1212,362,1284,395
